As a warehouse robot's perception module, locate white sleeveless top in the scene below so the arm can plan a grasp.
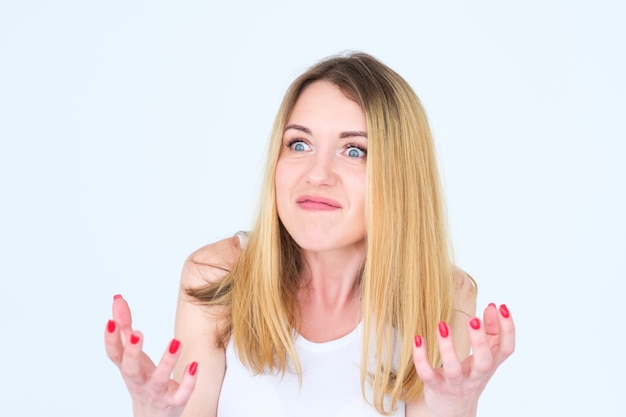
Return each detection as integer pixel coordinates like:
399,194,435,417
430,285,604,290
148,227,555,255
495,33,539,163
219,232,405,416
217,323,405,417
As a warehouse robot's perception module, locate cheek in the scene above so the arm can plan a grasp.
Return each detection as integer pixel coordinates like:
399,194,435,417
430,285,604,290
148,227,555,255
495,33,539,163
274,161,292,216
351,171,367,206
274,161,287,199
353,176,367,227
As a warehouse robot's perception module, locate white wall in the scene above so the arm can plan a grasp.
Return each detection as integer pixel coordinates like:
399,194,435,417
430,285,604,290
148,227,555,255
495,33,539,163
1,1,624,416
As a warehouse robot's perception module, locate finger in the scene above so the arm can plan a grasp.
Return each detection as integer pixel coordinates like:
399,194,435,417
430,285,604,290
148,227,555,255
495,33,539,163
112,294,133,341
437,322,463,383
120,331,152,385
466,317,494,377
150,339,184,397
412,335,438,384
104,319,124,365
482,303,501,351
482,303,499,336
171,361,199,407
494,304,515,363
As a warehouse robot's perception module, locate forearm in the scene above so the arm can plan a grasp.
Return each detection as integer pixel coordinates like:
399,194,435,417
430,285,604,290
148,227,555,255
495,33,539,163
406,400,478,417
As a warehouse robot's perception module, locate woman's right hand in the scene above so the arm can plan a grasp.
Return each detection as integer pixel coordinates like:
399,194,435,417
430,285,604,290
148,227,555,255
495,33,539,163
104,295,198,417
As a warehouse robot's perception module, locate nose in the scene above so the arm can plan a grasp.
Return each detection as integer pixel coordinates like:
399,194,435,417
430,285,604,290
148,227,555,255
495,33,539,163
306,149,336,186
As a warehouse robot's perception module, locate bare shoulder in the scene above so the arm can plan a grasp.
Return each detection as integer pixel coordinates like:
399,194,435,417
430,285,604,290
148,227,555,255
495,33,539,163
450,268,478,361
453,267,478,317
181,236,242,287
172,236,242,416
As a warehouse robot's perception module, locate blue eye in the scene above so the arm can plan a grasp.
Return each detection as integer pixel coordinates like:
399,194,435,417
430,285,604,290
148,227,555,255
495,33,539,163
288,140,310,152
346,145,367,158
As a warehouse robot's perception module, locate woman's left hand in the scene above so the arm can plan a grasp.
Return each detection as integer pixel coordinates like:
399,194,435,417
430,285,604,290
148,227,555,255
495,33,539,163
412,303,515,417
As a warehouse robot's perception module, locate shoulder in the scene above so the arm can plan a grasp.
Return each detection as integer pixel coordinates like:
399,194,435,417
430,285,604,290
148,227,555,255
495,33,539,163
453,267,477,317
173,236,244,415
181,235,243,287
449,268,478,361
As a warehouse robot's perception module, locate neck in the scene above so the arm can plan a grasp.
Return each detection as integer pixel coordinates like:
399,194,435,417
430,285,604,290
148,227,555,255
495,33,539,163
300,243,364,300
296,243,365,342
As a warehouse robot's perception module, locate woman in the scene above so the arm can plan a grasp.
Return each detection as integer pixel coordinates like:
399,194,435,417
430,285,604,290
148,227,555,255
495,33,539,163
105,52,515,417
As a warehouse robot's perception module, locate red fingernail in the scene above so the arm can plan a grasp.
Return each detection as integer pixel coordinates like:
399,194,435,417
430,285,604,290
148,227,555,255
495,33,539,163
438,322,449,338
130,333,140,345
189,361,198,376
499,304,510,318
113,294,122,300
470,318,481,330
169,339,181,354
488,302,496,308
107,320,116,333
414,335,423,348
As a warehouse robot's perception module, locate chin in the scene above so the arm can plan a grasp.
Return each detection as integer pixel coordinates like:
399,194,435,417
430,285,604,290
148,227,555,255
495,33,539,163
289,230,365,254
289,232,330,251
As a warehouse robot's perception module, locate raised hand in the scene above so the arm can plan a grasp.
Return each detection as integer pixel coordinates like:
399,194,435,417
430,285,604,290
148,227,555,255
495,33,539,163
104,295,198,417
412,303,515,417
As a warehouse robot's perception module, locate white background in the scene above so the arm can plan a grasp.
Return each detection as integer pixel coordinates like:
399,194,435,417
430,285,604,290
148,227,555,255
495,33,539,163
1,1,624,416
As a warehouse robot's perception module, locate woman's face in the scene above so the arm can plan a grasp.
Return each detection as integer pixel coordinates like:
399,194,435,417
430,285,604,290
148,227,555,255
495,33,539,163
275,80,367,253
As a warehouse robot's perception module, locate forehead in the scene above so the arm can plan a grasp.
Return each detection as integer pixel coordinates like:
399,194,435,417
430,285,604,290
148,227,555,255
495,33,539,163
287,80,365,127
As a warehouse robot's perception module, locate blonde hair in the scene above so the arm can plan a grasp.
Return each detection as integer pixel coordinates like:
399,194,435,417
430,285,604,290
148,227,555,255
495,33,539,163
188,52,454,414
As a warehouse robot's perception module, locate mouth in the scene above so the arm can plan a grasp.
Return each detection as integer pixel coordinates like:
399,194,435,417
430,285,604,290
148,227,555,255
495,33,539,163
296,195,342,210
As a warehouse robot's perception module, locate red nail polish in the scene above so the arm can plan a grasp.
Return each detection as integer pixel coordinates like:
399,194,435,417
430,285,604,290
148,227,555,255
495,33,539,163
470,318,481,330
114,294,122,300
488,302,496,308
169,339,181,354
438,322,449,338
107,320,116,333
414,335,423,348
130,333,140,345
189,361,198,376
499,304,510,318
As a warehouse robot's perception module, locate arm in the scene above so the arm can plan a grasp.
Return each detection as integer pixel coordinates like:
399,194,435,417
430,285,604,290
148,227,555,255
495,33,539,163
407,269,517,417
172,237,242,416
406,269,478,417
104,237,240,417
450,269,478,362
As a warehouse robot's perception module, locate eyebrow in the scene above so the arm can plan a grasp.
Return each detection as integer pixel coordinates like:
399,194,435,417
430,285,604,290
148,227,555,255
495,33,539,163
284,124,367,139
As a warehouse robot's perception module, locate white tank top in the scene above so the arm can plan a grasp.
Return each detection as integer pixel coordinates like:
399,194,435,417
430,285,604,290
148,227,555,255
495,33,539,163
217,322,405,417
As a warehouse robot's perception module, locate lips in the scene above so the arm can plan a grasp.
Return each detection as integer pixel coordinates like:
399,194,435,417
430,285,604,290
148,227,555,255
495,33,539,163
296,195,342,210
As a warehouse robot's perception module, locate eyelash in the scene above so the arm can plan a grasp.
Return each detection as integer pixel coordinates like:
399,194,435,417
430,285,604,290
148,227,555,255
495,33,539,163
345,143,367,157
284,139,367,158
286,138,305,147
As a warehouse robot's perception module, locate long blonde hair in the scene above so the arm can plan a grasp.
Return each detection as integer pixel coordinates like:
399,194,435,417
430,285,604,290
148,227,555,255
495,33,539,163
188,52,454,414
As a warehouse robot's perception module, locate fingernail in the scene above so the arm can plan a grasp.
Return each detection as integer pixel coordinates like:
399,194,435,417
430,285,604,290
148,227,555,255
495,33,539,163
488,302,496,308
414,335,423,348
107,320,116,333
189,361,198,376
499,304,510,318
470,317,481,330
169,338,181,354
438,321,449,338
113,294,122,300
130,333,140,345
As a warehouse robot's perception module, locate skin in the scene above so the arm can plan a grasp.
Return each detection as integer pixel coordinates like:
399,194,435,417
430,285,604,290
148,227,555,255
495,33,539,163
275,80,368,342
105,238,238,417
104,81,515,417
409,303,515,417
